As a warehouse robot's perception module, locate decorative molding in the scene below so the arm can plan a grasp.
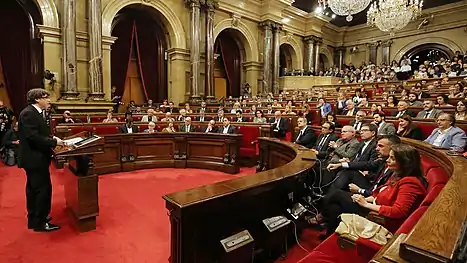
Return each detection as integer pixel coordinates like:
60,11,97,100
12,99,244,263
393,37,464,62
33,0,60,28
102,0,187,49
214,18,259,62
381,40,393,48
231,14,241,27
280,34,304,69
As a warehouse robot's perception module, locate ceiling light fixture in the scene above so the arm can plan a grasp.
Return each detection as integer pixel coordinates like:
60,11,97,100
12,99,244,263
367,0,423,35
318,0,372,22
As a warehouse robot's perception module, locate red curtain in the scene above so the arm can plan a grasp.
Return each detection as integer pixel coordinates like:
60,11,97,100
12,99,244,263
111,18,136,97
217,33,241,97
0,1,35,113
134,17,167,102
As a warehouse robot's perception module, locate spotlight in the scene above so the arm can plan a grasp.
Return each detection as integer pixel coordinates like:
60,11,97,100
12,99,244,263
331,14,336,19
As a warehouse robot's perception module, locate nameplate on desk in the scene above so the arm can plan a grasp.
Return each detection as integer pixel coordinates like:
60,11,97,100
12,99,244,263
220,230,254,252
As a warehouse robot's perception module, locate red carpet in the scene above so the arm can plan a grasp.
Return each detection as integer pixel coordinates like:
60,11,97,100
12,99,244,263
273,228,324,263
0,164,255,263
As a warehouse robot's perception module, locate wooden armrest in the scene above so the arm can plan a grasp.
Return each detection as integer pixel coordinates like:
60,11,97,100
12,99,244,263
367,211,387,226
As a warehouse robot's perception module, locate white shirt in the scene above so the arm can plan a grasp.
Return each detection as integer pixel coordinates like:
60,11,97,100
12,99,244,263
127,127,133,134
32,104,43,114
433,127,452,146
205,126,212,133
222,126,230,134
317,134,329,148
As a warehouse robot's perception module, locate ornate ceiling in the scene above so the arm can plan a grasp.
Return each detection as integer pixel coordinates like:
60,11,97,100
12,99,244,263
292,0,464,27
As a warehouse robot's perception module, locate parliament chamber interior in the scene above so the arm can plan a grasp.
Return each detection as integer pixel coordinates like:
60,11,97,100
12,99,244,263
1,0,467,262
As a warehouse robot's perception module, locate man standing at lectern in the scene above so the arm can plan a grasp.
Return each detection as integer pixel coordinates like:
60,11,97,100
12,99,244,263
18,89,63,232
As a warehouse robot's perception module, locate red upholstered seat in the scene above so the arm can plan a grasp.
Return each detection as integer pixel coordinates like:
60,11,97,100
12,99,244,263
420,155,439,175
337,117,351,126
417,122,436,140
426,167,449,190
237,125,260,157
298,233,365,263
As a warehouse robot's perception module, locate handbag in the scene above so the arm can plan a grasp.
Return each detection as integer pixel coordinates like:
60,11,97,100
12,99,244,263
335,213,393,245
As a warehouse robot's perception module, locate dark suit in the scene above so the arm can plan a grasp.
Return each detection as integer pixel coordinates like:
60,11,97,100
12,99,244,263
349,120,368,131
313,133,339,159
165,107,179,113
119,125,140,134
198,116,210,122
269,117,290,138
393,110,416,118
179,125,196,133
295,126,317,148
332,139,380,190
18,104,57,228
204,126,218,133
218,125,236,134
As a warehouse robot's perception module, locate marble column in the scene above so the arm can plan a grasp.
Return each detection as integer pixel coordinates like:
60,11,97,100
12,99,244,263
259,20,274,94
304,36,315,74
272,23,282,95
204,1,216,103
87,0,105,101
366,42,379,64
314,37,323,74
187,0,201,103
336,47,345,70
61,0,79,100
381,40,393,64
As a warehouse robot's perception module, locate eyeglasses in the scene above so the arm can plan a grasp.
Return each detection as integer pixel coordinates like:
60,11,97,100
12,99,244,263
356,115,365,117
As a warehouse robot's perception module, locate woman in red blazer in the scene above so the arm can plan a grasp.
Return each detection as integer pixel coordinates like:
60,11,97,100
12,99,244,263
323,144,428,235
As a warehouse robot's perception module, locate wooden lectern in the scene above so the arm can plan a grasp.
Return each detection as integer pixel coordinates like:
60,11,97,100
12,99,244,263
53,132,104,232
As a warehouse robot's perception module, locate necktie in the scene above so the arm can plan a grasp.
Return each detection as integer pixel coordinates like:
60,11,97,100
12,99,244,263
296,130,303,142
148,116,152,122
424,112,430,119
186,126,190,132
318,135,328,150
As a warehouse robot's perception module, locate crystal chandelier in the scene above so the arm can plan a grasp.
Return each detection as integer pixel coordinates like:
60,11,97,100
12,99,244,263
367,0,423,35
317,0,372,22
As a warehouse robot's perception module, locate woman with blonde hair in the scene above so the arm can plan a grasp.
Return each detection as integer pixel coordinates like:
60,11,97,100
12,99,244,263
162,119,176,133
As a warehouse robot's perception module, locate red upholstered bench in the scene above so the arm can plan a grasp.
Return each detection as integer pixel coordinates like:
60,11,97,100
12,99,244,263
298,154,449,263
67,125,92,135
93,124,121,135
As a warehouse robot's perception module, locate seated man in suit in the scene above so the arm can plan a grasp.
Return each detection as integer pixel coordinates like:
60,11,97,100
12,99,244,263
204,120,218,133
269,110,289,139
408,92,423,107
311,122,339,160
393,101,416,118
215,110,225,123
218,117,236,134
235,110,246,122
373,113,396,135
326,123,379,191
198,110,210,122
424,113,467,152
165,101,178,113
349,110,367,131
119,117,139,134
141,108,158,122
179,117,196,133
294,117,317,148
416,100,443,119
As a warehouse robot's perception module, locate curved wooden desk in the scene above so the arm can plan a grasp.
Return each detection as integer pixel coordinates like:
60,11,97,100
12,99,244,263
58,133,242,232
163,138,316,263
371,138,467,263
